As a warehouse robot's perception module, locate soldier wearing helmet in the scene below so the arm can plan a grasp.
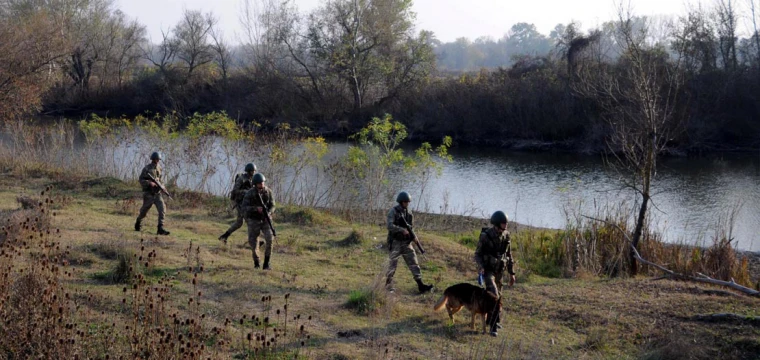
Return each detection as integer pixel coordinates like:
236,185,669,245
240,173,275,270
135,151,170,235
385,191,434,294
474,210,515,336
218,162,257,244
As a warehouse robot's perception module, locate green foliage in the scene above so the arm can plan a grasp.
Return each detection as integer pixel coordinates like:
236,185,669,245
458,229,481,250
79,112,181,143
79,111,245,143
278,205,338,227
515,231,566,278
405,136,453,176
342,114,452,220
345,288,381,315
349,113,408,169
185,111,244,140
78,114,132,142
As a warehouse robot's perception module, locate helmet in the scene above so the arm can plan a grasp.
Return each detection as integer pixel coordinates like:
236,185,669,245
150,151,162,160
396,191,411,203
490,211,508,226
253,173,266,184
244,163,257,173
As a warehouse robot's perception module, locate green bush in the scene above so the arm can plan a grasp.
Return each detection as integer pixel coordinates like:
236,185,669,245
515,231,566,278
345,288,384,315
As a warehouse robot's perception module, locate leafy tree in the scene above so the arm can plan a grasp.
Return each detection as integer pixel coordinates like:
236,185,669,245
343,114,450,220
267,0,435,115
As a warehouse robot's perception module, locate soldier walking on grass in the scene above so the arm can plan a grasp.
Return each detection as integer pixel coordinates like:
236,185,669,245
218,162,257,244
474,210,516,336
241,173,275,269
385,191,434,294
134,151,171,235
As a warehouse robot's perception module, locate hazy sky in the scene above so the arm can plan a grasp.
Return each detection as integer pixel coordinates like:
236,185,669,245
117,0,690,44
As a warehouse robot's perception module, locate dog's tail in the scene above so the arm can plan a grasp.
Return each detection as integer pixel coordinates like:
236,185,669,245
433,294,448,311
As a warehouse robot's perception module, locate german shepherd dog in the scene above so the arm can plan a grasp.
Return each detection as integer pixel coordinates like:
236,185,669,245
433,283,501,334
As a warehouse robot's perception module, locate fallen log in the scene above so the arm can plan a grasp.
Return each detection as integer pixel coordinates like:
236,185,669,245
582,215,760,298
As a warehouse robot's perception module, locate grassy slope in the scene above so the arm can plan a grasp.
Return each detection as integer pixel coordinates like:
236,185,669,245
1,172,759,360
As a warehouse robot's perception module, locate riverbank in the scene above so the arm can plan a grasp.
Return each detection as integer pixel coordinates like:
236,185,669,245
0,170,758,359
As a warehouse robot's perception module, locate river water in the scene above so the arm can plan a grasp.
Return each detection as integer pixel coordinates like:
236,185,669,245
179,142,759,252
11,127,756,251
420,147,760,252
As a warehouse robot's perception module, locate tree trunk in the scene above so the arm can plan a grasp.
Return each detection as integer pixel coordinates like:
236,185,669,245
630,133,656,276
630,191,649,276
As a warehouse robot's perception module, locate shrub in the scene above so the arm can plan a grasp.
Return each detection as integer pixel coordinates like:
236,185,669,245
337,228,366,247
345,287,386,315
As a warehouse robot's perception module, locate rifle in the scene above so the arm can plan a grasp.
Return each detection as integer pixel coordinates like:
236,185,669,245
399,215,425,254
146,173,173,200
256,191,277,237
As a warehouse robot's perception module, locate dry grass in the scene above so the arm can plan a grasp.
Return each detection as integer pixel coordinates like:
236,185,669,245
0,172,757,359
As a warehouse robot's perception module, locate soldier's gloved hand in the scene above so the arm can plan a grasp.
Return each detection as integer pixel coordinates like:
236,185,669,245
402,229,409,236
508,274,516,287
256,206,263,214
150,181,157,188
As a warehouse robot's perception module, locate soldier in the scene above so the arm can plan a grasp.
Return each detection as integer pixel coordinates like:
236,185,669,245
385,191,434,294
134,151,171,235
218,162,257,244
474,210,516,336
241,173,275,269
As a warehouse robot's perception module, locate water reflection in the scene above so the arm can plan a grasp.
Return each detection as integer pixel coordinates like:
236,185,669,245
422,147,760,251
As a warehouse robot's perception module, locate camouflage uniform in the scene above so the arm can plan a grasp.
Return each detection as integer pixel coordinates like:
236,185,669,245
474,226,514,334
241,186,275,267
225,172,254,235
474,226,515,298
136,162,166,227
386,205,422,283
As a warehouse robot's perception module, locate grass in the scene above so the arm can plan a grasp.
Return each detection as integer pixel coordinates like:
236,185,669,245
0,171,758,359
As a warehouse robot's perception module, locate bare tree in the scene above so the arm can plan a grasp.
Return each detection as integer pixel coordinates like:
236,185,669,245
143,29,178,77
239,0,280,70
173,10,217,78
113,15,146,88
674,5,718,74
573,3,685,276
714,0,739,71
209,26,232,83
745,0,760,65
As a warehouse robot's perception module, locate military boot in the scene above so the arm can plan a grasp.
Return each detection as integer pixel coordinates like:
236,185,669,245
253,254,260,269
262,256,271,270
157,226,170,236
385,277,395,293
218,231,230,244
134,220,141,231
489,311,501,336
415,279,433,293
488,311,502,329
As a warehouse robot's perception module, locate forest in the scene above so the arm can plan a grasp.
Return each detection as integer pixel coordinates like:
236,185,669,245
1,0,759,152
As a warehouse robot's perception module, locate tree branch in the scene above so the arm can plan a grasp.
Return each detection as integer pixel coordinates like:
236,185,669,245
582,215,760,297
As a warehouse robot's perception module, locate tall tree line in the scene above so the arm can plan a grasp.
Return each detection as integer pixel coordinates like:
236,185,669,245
1,0,759,151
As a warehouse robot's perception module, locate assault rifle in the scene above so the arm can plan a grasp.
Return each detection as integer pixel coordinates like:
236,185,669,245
256,191,277,237
146,173,173,200
399,215,426,254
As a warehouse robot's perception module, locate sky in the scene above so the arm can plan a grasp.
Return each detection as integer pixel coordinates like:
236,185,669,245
117,0,691,44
